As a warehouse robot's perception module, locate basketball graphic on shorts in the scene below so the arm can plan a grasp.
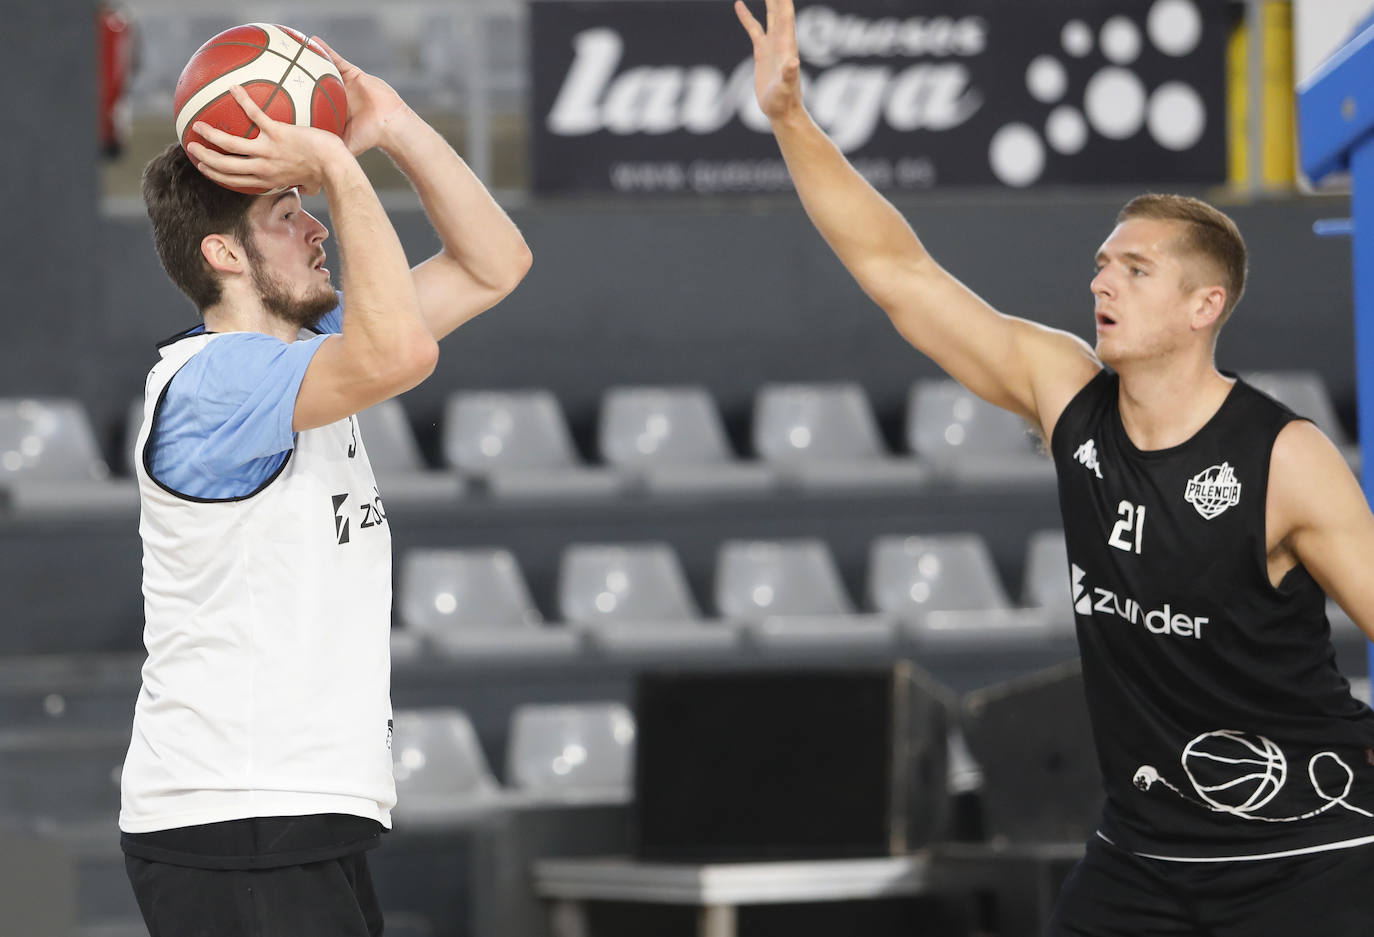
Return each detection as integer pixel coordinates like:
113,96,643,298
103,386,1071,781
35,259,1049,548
1182,730,1287,816
173,24,348,194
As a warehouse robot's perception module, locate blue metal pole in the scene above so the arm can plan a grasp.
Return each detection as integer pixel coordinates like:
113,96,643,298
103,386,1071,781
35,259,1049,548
1350,143,1374,684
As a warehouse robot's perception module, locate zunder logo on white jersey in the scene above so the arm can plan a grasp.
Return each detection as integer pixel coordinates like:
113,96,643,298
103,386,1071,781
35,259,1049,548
1184,461,1241,520
1074,439,1103,479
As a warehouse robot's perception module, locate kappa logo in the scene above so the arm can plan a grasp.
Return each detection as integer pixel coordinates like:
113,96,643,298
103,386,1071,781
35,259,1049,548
1184,462,1241,520
1074,438,1104,479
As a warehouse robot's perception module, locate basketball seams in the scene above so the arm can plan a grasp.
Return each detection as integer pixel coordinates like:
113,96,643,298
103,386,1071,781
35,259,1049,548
256,37,310,134
175,20,347,186
313,76,346,135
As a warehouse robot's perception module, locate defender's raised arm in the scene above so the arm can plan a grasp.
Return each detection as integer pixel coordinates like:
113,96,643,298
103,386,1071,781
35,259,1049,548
735,0,1099,438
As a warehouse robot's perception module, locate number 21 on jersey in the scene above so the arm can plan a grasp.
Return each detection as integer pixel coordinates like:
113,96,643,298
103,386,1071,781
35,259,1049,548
1108,500,1145,554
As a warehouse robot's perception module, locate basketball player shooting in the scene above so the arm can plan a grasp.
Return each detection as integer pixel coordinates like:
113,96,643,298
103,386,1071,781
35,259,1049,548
737,0,1374,932
119,35,531,937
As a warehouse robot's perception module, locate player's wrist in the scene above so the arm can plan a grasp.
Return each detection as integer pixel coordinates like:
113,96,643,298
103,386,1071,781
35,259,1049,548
315,140,366,188
373,104,425,155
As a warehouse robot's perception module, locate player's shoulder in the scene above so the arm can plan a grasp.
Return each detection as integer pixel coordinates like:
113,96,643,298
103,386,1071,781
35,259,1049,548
1268,419,1352,506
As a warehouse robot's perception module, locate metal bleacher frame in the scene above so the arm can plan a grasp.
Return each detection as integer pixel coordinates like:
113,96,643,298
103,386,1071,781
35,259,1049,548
1298,17,1374,681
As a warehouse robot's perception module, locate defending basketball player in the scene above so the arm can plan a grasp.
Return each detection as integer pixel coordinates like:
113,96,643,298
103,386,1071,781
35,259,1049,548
737,0,1374,932
119,36,530,937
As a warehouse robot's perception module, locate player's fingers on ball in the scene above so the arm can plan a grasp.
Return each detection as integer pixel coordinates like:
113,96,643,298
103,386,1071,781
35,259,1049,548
192,159,255,187
191,121,264,155
312,36,350,71
227,85,273,126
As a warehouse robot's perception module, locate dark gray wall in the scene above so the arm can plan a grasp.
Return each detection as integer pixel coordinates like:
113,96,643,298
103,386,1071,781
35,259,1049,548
0,2,99,410
93,191,1357,462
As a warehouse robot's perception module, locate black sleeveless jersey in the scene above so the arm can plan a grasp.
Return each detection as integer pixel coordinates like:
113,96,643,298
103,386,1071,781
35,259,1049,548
1050,370,1374,859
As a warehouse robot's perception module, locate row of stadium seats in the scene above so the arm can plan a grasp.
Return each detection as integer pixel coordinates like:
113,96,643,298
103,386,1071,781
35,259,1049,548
392,703,635,824
0,701,628,837
0,371,1346,512
390,531,1075,660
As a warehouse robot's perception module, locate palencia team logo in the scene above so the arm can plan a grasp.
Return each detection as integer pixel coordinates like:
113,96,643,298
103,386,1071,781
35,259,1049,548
1184,461,1240,520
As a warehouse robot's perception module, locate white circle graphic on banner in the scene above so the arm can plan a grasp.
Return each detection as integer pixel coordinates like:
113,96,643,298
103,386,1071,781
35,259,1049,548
1047,106,1089,154
1085,67,1147,139
1148,0,1203,57
1062,20,1093,58
990,123,1045,187
1027,56,1068,103
1148,81,1206,150
1101,16,1142,64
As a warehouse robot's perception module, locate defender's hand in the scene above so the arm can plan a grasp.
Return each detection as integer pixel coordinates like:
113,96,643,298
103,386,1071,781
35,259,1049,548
735,0,804,123
187,84,348,195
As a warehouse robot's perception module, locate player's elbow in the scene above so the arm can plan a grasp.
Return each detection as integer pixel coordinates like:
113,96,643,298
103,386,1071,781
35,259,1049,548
400,335,440,387
491,243,533,299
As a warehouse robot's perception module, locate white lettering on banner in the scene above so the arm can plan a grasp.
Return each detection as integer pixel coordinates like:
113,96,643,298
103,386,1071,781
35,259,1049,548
546,26,983,152
795,10,988,65
606,156,936,194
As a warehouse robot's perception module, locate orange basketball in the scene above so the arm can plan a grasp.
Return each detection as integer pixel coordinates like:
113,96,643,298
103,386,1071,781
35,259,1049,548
173,23,347,194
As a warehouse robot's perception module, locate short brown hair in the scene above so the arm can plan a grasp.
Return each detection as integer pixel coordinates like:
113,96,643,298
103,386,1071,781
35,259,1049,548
142,142,255,312
1117,193,1248,326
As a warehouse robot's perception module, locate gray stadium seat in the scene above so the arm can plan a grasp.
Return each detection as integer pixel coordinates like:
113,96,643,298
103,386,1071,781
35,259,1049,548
866,533,1011,621
505,702,634,804
397,548,577,659
441,390,625,498
556,543,736,655
871,534,1077,676
1241,371,1357,466
714,538,853,618
0,398,135,518
597,385,775,493
714,538,895,651
752,382,929,490
390,708,509,826
0,398,109,482
1022,529,1075,624
906,379,1054,483
354,400,464,503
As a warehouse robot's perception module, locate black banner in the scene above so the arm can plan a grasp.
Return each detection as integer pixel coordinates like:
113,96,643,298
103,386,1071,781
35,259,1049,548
530,0,1230,194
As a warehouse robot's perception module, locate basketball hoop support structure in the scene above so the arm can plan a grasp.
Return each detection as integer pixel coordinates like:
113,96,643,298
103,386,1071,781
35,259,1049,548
1299,21,1374,682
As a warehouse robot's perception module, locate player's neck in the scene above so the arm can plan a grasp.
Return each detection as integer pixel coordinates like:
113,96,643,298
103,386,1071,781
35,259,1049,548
1115,358,1234,452
202,296,302,343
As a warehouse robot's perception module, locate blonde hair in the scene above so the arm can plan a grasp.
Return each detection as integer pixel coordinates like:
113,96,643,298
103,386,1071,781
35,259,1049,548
1118,194,1248,326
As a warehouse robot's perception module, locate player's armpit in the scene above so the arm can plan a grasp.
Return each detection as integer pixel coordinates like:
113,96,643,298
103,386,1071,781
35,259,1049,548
1268,419,1374,640
873,256,1100,435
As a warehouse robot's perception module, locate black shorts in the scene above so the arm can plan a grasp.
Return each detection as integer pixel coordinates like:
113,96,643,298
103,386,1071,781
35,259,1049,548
1046,836,1374,937
125,851,383,937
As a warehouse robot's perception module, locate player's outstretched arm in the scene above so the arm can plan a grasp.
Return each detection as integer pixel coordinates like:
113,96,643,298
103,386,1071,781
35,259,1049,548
189,85,438,431
735,0,1098,436
316,38,532,342
1269,421,1374,641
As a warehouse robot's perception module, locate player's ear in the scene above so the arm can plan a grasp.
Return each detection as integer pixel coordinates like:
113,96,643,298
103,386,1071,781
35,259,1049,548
201,233,245,275
1190,283,1226,332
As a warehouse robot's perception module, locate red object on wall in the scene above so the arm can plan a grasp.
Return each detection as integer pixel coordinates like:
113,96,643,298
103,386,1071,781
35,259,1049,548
97,2,134,158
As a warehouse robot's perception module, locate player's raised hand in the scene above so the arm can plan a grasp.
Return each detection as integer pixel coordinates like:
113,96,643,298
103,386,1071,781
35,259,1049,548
735,0,803,122
187,84,347,195
312,36,411,156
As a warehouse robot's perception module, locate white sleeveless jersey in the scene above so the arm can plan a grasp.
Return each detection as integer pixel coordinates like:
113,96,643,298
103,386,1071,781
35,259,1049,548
120,330,396,833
